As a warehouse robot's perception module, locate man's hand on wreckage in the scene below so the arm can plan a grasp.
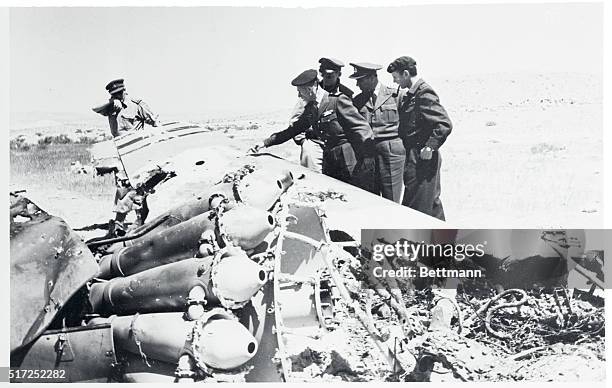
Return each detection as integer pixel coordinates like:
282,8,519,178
247,143,264,154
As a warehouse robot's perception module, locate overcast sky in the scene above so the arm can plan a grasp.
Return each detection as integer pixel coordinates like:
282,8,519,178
9,3,602,118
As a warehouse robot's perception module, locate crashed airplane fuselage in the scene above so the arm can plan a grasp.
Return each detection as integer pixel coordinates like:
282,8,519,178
10,122,445,382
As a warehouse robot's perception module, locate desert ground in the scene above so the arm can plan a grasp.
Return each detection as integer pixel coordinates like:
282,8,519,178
10,72,603,231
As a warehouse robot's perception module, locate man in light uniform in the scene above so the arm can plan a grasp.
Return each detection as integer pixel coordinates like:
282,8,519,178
92,79,159,232
350,63,405,202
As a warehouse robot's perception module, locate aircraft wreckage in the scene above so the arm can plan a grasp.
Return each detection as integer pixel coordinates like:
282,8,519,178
10,122,605,382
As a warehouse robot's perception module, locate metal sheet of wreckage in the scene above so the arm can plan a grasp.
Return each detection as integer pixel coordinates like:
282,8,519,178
270,203,337,381
89,139,121,174
84,124,446,381
11,324,117,383
117,152,443,234
10,206,99,353
100,124,445,231
112,121,213,186
86,162,415,380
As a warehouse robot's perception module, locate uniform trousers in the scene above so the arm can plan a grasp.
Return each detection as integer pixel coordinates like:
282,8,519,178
322,142,377,194
373,137,405,203
402,147,445,221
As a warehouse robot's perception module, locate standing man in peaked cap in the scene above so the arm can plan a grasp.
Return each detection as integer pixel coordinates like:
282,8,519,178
387,56,452,220
291,58,355,173
351,63,405,203
92,78,159,232
251,69,375,190
318,57,354,97
93,78,159,137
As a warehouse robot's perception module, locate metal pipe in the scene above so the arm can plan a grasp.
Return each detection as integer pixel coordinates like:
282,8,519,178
85,214,171,249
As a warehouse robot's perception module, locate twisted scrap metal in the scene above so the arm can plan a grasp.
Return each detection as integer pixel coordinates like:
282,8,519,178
468,289,529,339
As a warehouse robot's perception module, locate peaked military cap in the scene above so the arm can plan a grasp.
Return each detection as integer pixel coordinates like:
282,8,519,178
105,78,125,95
291,69,318,86
349,62,382,79
318,57,345,73
387,56,417,73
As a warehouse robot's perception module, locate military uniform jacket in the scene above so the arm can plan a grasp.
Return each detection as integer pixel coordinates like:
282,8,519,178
96,93,158,137
397,79,452,150
265,91,373,151
321,80,354,98
353,83,401,140
291,82,354,145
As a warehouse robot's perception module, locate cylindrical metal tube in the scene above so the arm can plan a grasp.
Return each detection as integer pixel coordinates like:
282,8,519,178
236,170,293,211
97,205,275,279
97,212,215,278
114,170,293,251
219,204,276,249
91,251,268,315
90,256,216,315
211,250,268,306
136,183,235,231
99,312,258,370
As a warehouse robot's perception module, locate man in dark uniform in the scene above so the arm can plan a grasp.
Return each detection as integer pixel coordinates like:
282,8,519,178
350,63,405,203
318,57,354,97
251,69,375,190
292,58,354,173
387,57,452,220
92,79,159,232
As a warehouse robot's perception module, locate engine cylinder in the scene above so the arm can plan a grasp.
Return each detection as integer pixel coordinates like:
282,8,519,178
104,311,258,370
97,205,274,278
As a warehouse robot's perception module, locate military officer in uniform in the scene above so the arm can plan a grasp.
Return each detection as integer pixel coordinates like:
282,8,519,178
387,57,452,220
93,79,159,137
350,63,405,203
318,57,354,97
92,79,159,232
292,58,354,173
251,69,375,190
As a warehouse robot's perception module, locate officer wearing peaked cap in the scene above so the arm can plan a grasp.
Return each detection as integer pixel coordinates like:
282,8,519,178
252,69,375,191
290,69,319,86
92,78,160,232
290,58,355,174
92,78,159,138
351,62,406,203
387,56,452,220
318,57,354,97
